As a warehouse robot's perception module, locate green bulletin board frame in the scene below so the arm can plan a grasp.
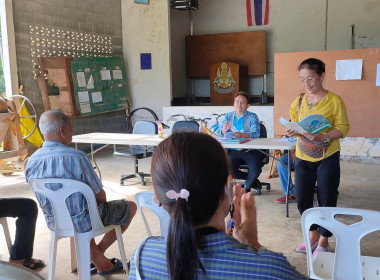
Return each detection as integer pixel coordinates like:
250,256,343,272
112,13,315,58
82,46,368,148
71,57,128,116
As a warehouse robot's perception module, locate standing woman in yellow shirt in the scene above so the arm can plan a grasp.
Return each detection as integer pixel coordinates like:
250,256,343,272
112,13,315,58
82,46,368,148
286,58,350,256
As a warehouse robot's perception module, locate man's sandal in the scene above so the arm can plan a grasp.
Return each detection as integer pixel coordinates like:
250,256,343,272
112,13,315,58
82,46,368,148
22,258,45,270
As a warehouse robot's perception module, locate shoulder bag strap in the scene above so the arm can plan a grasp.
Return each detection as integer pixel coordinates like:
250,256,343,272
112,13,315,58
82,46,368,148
297,93,306,122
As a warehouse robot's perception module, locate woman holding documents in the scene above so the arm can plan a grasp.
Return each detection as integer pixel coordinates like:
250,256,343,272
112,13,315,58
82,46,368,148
286,58,350,256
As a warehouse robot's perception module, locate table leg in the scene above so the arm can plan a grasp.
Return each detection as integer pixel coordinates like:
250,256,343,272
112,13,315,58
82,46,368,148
285,150,291,217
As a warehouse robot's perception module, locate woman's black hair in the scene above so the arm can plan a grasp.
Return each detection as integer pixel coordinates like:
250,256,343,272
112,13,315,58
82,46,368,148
151,132,229,280
298,58,326,75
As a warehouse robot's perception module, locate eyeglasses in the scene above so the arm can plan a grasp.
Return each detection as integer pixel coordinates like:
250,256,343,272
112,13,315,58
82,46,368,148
298,76,318,84
234,100,247,105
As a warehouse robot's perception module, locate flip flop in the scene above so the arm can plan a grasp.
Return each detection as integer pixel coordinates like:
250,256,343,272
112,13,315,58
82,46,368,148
90,262,97,274
97,258,124,276
22,258,45,270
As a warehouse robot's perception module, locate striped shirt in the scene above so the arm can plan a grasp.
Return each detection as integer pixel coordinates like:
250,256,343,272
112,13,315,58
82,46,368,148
217,111,260,139
129,232,308,280
25,141,103,233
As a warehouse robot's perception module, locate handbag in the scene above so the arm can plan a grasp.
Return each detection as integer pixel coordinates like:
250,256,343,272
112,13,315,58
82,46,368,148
297,93,330,159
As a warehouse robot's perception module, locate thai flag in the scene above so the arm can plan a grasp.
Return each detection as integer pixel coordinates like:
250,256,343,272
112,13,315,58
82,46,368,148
246,0,269,26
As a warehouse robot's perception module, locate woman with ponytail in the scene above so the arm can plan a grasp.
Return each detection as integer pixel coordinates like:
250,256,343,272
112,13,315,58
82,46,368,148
129,132,306,280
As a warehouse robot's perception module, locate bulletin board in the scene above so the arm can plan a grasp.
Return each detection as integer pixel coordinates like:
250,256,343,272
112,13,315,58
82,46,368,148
274,48,380,137
71,57,128,116
186,31,266,78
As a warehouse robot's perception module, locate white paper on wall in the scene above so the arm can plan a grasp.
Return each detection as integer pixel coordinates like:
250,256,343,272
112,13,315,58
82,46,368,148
336,59,363,80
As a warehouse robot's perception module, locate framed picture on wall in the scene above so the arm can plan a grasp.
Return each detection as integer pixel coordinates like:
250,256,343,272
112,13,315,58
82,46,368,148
135,0,149,4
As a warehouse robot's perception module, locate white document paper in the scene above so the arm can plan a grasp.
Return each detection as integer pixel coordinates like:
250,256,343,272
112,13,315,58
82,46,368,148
336,59,363,80
87,75,94,89
100,70,111,80
279,118,306,134
79,102,91,113
76,72,86,87
112,69,123,80
92,91,103,103
376,64,380,86
78,91,89,103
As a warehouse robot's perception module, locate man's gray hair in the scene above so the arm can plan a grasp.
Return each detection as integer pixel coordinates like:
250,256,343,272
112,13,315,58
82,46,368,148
39,109,69,136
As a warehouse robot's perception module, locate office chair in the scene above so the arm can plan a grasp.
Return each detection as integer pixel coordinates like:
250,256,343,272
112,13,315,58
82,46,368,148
171,121,199,133
239,122,271,195
114,121,158,186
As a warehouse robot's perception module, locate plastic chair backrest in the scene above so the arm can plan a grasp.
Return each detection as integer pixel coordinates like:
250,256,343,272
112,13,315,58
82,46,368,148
172,121,199,133
135,192,170,237
28,178,105,236
301,207,380,280
128,121,158,154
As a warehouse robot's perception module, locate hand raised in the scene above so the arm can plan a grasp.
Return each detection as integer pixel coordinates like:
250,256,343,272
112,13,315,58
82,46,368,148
231,185,261,249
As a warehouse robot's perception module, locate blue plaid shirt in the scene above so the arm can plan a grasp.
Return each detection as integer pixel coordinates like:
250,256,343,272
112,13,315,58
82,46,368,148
129,232,307,280
217,111,260,139
25,141,103,233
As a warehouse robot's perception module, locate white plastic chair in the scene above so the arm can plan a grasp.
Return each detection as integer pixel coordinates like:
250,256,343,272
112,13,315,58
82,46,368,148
0,217,12,253
135,192,170,237
301,207,380,280
28,178,127,280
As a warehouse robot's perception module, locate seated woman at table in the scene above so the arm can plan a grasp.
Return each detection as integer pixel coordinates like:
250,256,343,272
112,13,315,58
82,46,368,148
216,91,263,193
129,132,306,280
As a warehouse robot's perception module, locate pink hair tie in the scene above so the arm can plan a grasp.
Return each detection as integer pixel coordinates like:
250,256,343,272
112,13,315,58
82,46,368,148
166,189,190,202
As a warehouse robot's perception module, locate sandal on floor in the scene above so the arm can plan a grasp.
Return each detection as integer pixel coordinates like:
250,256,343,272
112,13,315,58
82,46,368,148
91,258,130,275
90,262,97,274
97,258,124,276
23,258,45,270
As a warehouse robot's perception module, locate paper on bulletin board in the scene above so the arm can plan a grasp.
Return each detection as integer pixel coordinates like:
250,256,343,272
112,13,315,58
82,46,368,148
112,70,123,80
80,102,91,113
100,70,111,80
336,59,363,80
92,92,103,103
376,64,380,86
78,91,89,103
87,75,94,89
76,72,86,87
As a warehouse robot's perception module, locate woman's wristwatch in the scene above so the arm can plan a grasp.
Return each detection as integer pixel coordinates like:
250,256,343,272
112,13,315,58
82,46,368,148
324,133,331,143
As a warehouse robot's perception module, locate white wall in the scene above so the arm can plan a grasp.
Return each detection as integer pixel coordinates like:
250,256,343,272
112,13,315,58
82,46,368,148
121,0,171,119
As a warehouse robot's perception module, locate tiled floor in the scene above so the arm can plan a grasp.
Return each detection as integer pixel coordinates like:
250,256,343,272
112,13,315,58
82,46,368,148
1,149,379,279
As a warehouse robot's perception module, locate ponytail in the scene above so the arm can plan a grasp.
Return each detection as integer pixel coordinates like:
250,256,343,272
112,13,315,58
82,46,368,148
151,132,229,280
167,198,199,280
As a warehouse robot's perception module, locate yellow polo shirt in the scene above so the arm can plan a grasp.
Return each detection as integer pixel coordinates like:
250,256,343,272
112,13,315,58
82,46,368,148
289,91,350,162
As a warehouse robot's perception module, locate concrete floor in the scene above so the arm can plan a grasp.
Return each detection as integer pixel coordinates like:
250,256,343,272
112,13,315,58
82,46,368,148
1,149,379,279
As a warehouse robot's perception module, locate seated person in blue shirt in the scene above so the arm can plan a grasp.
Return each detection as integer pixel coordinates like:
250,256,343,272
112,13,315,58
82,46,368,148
129,132,306,280
25,109,137,275
217,91,262,192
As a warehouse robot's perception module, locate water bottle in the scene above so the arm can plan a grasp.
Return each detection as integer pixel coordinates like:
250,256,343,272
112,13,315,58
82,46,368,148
158,121,164,138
